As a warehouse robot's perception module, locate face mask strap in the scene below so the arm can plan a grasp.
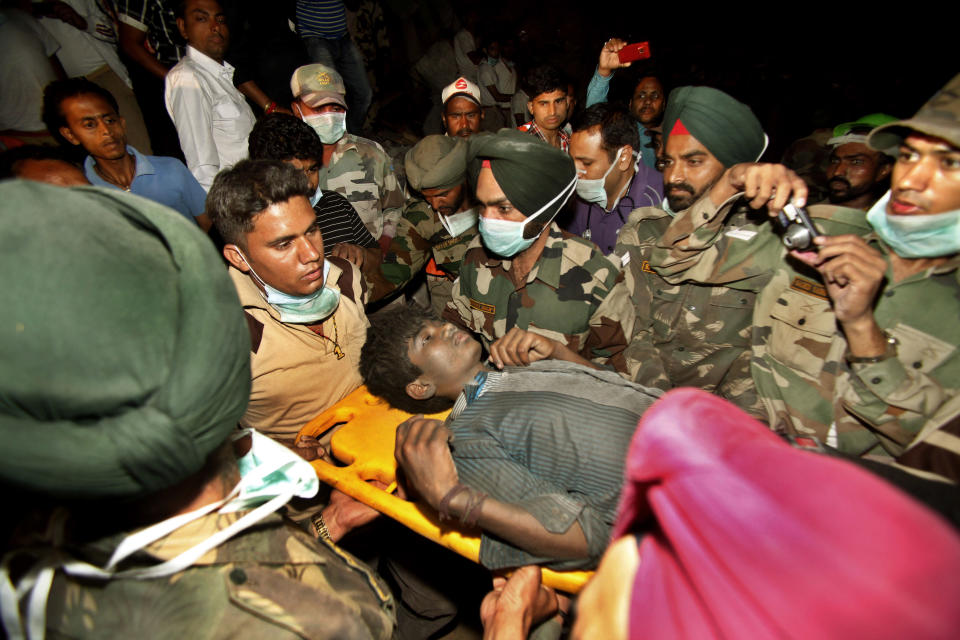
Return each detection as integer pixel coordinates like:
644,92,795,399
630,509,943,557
523,173,578,239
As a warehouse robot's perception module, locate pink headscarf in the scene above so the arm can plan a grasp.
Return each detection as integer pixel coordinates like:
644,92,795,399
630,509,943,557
614,388,960,640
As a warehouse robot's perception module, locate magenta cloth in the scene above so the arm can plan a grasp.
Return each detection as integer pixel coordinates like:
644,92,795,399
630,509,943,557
614,388,960,640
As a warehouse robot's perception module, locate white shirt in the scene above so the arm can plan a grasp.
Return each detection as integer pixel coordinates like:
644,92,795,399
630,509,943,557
0,9,59,132
40,0,131,87
164,45,255,190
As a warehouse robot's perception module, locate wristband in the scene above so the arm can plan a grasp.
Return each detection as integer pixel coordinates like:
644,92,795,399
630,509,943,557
438,483,469,521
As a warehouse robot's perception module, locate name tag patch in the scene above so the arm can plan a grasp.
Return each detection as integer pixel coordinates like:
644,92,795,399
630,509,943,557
789,277,828,300
470,299,496,315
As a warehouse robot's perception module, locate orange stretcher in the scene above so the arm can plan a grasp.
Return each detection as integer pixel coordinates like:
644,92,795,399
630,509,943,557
297,385,593,593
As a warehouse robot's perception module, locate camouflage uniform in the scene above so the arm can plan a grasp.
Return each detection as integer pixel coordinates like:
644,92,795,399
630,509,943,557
381,198,479,316
443,222,635,374
44,511,396,639
652,194,960,460
320,133,406,240
615,204,762,416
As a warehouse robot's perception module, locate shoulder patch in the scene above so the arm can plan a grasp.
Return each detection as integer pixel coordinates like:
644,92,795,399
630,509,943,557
789,277,829,300
328,255,359,304
469,298,495,315
640,260,656,274
244,311,263,353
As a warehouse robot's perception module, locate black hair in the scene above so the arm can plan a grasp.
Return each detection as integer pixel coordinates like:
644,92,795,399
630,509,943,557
248,113,324,165
206,159,311,248
0,145,82,180
572,103,641,161
523,65,567,100
359,304,457,415
42,78,120,143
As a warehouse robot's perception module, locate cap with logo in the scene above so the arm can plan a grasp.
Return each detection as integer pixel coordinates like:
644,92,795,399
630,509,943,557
442,76,481,106
290,64,347,109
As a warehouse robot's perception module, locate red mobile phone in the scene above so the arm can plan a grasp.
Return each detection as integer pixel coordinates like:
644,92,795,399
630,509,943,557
618,41,651,64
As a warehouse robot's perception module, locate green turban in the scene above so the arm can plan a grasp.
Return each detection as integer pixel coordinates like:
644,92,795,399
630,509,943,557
662,86,767,167
0,182,251,499
467,129,576,224
405,135,467,192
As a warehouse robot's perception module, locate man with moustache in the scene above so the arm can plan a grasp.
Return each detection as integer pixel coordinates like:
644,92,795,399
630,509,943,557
614,86,769,412
441,76,484,139
825,114,897,210
164,0,256,190
380,135,480,314
651,74,960,467
586,38,666,169
44,78,208,226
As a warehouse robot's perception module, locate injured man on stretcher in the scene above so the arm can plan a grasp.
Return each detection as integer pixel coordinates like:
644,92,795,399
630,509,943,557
359,304,662,570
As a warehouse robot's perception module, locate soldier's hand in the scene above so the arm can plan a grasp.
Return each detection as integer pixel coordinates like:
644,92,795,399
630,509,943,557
598,38,629,76
717,163,808,212
331,243,366,268
806,235,887,326
394,416,458,509
488,328,556,368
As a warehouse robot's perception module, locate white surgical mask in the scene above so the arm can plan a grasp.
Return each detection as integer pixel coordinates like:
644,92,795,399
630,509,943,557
576,147,626,210
867,191,960,258
439,207,478,238
240,252,340,324
479,174,577,257
302,111,346,144
0,429,318,640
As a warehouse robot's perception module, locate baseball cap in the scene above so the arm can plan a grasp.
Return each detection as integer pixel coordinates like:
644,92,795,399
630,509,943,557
442,77,481,106
290,64,347,109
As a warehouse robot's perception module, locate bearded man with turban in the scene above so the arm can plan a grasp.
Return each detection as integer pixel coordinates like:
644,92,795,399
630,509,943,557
613,85,780,416
442,128,635,375
0,182,394,639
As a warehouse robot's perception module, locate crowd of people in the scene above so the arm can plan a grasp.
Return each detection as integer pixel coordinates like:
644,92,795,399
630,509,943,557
2,1,960,638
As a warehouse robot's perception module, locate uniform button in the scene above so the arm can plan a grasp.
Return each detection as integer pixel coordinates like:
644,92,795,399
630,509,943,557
739,298,748,305
687,305,696,311
703,213,709,220
913,361,922,369
798,318,806,325
677,346,685,352
229,568,247,584
871,377,882,385
884,290,895,297
656,289,662,294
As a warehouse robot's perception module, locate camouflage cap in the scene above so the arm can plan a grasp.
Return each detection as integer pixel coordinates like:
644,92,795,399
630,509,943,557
290,64,347,109
869,73,960,151
405,135,467,192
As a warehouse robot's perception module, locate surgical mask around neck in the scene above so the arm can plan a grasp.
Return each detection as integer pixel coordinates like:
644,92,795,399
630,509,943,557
0,429,318,640
867,191,960,258
576,147,626,210
302,110,346,144
439,207,478,238
240,252,340,324
310,182,323,207
478,174,577,257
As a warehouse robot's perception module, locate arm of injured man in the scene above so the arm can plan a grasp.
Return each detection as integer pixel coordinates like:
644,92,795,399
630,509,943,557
395,416,605,571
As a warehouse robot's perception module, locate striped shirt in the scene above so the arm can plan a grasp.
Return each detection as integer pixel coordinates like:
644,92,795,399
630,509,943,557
116,0,183,66
315,190,377,255
295,0,347,39
447,360,661,570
